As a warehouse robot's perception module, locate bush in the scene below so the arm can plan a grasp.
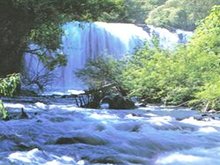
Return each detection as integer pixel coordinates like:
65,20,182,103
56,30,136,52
0,73,20,120
76,56,126,95
0,73,20,96
0,100,8,120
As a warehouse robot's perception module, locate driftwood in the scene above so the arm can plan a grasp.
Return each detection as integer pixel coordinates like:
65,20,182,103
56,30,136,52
73,84,115,108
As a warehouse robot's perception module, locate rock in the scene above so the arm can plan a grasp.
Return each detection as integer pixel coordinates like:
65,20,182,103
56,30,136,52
55,136,106,145
19,108,29,119
136,103,146,107
208,109,217,113
100,95,135,109
201,113,209,117
84,101,100,109
193,115,203,121
19,89,38,96
131,113,142,117
194,113,215,121
91,156,123,164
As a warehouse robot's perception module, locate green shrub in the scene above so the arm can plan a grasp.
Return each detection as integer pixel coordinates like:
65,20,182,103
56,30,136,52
0,100,8,120
76,56,127,95
0,73,20,120
0,73,21,97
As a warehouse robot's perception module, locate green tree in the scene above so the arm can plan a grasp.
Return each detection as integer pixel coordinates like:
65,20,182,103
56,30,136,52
122,5,220,110
146,0,220,30
0,0,124,76
117,0,167,24
187,5,220,110
76,56,126,95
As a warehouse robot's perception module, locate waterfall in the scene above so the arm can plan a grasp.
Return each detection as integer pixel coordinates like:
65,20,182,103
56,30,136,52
24,22,192,94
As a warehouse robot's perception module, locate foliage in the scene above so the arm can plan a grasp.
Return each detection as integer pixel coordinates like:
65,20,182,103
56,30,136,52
122,44,188,104
0,73,20,120
0,100,8,120
116,0,167,24
0,73,21,97
146,0,220,30
0,0,219,112
121,5,220,110
0,0,218,77
187,5,220,110
76,56,126,95
0,0,125,76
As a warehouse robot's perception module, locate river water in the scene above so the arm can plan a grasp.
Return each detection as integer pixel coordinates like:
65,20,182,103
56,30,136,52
0,98,220,165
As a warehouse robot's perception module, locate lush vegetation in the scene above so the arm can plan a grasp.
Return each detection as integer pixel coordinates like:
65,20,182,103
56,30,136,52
76,56,123,88
78,5,220,111
0,0,218,77
124,5,220,110
103,0,220,30
0,0,129,117
76,56,127,96
0,74,20,119
0,0,125,76
0,1,219,112
0,73,20,97
146,0,220,30
0,100,8,120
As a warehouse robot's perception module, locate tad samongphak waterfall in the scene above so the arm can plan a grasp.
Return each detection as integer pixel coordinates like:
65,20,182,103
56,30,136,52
24,22,192,93
2,22,220,165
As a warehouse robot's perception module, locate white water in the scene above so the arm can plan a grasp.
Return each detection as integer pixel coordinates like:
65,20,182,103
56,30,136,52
1,100,220,165
24,22,192,93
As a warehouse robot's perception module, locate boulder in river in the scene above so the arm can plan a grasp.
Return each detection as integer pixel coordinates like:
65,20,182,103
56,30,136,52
100,95,135,109
19,108,29,119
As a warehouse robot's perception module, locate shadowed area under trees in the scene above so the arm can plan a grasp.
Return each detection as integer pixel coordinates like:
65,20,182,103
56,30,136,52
0,0,125,76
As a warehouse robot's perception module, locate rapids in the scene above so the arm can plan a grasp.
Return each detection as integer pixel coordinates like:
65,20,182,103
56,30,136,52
0,98,220,165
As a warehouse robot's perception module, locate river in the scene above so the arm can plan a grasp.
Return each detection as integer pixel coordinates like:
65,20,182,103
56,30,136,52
0,97,220,165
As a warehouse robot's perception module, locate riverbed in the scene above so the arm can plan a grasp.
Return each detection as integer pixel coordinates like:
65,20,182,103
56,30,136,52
0,98,220,165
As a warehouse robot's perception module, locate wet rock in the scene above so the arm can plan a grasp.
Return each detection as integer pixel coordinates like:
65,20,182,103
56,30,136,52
193,115,203,121
138,103,146,107
201,113,209,117
19,108,29,119
15,143,36,151
90,156,123,164
208,109,217,113
55,136,107,145
194,113,215,121
101,95,135,109
85,101,100,109
131,125,141,132
131,113,142,117
19,89,38,97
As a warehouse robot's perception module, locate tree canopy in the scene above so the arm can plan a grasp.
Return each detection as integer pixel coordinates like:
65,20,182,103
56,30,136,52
146,0,220,30
0,0,125,76
0,0,218,77
122,5,220,110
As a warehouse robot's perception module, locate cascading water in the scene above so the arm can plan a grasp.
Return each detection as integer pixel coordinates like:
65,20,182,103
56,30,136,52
2,101,220,165
24,22,192,93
